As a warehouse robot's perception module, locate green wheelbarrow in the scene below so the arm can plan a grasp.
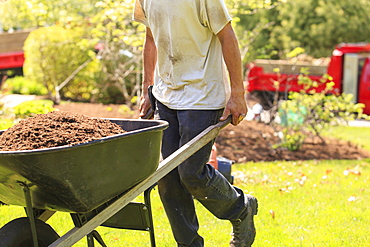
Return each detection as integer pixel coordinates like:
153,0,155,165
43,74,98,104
0,117,231,247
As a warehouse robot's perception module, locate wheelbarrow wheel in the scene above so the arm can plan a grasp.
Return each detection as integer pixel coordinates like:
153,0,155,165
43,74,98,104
0,217,59,247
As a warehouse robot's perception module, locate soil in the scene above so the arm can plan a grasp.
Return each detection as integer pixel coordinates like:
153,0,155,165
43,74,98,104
3,102,369,162
216,122,370,163
0,111,126,151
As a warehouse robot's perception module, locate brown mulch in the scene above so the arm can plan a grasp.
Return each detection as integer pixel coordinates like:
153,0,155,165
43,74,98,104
8,102,364,162
216,121,370,163
0,111,126,151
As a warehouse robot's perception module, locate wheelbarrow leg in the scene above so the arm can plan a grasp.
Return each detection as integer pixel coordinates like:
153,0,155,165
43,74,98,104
86,233,95,247
144,185,157,247
91,230,107,247
71,213,108,247
20,182,39,247
86,230,107,247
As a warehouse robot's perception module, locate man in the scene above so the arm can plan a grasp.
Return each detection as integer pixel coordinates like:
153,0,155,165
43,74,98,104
133,0,258,246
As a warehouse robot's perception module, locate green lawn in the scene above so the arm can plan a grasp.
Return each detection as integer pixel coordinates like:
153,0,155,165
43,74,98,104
0,126,369,246
323,125,370,151
0,159,368,246
236,159,370,247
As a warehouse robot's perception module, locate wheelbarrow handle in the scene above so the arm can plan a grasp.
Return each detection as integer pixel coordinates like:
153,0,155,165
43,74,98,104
216,114,232,128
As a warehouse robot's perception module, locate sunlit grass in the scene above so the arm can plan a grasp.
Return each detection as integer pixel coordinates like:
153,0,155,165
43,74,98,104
235,159,370,247
0,159,369,246
323,125,370,151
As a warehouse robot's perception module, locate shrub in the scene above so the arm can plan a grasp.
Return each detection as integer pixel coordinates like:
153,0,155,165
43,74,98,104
13,100,55,118
23,25,99,103
1,76,47,95
275,74,367,150
0,119,16,130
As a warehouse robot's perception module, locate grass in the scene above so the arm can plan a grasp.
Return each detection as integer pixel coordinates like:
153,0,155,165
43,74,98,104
0,159,368,246
322,125,370,151
0,126,369,246
236,159,370,247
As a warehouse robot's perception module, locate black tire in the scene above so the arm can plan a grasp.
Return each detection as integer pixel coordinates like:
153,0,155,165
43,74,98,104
0,217,59,247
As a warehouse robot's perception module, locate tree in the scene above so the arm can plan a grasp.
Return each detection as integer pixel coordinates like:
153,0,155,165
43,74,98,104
89,0,145,107
263,0,370,58
0,0,100,30
225,0,284,62
224,0,370,60
1,0,145,106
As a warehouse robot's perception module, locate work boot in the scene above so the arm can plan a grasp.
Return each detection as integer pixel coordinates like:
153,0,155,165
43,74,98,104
229,194,258,247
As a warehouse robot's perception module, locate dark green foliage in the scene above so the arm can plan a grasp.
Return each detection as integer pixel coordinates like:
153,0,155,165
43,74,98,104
233,0,370,60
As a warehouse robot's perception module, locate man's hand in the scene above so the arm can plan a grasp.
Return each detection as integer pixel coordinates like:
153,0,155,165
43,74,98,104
220,91,247,126
139,93,153,119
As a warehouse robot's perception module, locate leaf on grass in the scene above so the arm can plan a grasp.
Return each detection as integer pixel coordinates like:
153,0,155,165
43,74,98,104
347,196,357,202
295,176,307,186
261,175,272,184
270,209,276,219
279,183,294,192
326,169,333,175
343,168,361,176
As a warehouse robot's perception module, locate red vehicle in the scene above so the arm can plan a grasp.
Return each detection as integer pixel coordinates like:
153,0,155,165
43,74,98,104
0,30,30,83
246,43,370,115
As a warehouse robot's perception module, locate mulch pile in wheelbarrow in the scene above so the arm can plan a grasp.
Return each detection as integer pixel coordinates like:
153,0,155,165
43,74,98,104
0,111,126,151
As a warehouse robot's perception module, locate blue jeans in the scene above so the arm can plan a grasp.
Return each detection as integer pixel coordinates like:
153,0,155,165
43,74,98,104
155,101,246,247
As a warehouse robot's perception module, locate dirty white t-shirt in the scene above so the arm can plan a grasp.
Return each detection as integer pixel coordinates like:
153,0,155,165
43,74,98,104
134,0,232,110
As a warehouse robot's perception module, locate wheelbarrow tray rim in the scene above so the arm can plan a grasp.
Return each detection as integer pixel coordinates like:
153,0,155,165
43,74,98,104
0,118,168,154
